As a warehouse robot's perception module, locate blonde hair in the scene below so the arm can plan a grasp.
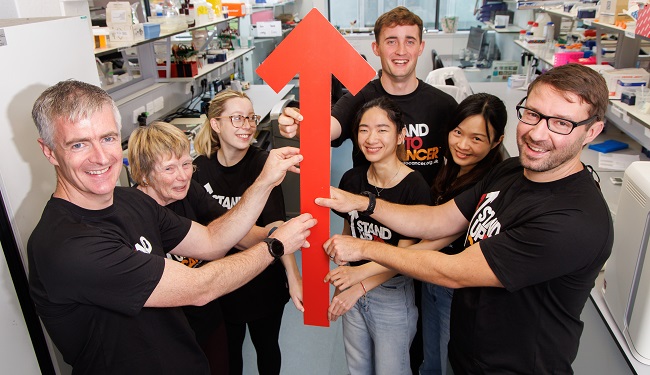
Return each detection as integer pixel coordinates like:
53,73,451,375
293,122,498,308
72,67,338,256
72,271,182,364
194,89,251,158
127,121,190,186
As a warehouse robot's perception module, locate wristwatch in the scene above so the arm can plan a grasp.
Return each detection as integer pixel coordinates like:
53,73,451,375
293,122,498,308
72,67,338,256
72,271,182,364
359,191,376,216
263,237,284,261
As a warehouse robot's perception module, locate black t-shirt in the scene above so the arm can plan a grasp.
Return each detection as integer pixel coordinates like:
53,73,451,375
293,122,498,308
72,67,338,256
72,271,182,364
450,158,613,374
193,147,289,322
28,187,209,374
331,79,458,185
164,179,227,344
335,165,432,267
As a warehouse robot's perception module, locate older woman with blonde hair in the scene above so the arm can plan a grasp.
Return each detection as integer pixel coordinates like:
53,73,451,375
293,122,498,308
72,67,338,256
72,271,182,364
128,121,272,374
193,89,301,375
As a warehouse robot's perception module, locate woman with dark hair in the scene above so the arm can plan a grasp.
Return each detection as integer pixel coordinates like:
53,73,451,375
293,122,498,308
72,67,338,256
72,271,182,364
326,96,431,375
420,93,506,375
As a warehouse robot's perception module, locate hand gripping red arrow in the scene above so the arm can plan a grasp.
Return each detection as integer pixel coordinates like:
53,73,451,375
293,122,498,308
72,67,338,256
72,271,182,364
256,8,376,326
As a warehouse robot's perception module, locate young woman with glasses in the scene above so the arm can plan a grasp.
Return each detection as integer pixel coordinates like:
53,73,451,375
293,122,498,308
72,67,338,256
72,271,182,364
193,89,302,375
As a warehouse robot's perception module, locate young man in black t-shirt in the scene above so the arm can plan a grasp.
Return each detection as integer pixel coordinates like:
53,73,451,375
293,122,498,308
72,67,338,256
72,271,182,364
28,80,316,374
279,8,456,371
278,6,457,186
316,64,614,374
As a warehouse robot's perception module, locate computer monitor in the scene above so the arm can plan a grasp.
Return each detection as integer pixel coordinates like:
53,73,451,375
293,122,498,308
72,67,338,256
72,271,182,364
466,26,486,60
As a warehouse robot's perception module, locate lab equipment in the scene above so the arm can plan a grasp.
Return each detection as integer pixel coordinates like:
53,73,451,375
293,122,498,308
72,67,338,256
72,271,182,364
603,161,650,365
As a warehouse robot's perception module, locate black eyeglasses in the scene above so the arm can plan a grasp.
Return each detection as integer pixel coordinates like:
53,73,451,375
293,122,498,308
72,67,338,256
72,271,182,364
215,114,261,128
515,97,598,135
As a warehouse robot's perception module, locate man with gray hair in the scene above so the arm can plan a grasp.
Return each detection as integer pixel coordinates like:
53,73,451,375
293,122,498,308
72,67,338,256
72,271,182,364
28,80,316,373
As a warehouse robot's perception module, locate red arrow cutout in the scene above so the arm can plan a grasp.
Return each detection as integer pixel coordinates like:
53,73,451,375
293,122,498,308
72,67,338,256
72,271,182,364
256,8,376,326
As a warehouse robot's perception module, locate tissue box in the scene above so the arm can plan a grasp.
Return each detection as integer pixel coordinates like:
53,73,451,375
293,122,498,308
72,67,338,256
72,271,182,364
253,21,282,37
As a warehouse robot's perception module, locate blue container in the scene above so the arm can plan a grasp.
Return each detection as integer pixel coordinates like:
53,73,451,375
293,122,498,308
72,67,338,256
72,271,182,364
143,23,161,39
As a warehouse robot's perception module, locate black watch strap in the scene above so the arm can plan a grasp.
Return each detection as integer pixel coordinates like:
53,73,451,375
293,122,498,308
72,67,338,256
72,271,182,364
359,191,376,216
263,237,284,261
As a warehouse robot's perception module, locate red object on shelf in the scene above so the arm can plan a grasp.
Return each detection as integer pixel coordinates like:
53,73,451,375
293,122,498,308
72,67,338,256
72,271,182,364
157,62,198,78
157,63,178,78
636,6,650,39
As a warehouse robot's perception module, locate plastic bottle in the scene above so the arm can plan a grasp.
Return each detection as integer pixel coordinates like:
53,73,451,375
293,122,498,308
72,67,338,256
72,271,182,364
207,0,222,17
531,22,542,37
526,21,534,32
188,3,197,24
519,29,526,42
544,22,555,49
184,7,195,28
193,1,210,25
544,22,555,42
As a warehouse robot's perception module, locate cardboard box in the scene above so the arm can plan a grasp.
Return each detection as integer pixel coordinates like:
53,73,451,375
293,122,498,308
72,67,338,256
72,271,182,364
598,0,627,24
253,21,282,37
106,1,144,43
106,2,133,26
602,68,650,97
109,24,145,43
223,3,247,17
92,27,109,48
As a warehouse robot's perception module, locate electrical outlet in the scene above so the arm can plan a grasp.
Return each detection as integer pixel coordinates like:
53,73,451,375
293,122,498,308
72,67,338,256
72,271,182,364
185,82,193,94
133,106,145,124
146,101,155,115
154,97,164,113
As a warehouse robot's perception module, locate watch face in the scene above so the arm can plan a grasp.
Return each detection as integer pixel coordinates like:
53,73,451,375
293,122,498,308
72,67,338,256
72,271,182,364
266,238,284,258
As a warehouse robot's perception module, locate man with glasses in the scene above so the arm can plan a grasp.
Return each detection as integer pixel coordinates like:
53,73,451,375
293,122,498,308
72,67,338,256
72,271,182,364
316,64,613,373
28,80,316,373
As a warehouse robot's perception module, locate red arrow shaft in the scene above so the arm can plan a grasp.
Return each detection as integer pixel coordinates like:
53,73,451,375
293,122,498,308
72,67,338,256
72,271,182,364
300,70,332,327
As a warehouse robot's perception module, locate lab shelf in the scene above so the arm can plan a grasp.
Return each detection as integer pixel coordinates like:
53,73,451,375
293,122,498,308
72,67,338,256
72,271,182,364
94,16,240,56
513,39,554,66
156,47,254,82
252,0,295,10
483,21,523,33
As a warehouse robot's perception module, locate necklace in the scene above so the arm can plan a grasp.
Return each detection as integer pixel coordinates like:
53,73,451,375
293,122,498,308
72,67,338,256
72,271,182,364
372,164,402,197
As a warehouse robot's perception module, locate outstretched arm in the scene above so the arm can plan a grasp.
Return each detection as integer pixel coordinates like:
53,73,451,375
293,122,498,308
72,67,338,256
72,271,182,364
277,107,343,141
316,186,468,242
323,235,502,289
172,147,303,260
146,213,317,307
